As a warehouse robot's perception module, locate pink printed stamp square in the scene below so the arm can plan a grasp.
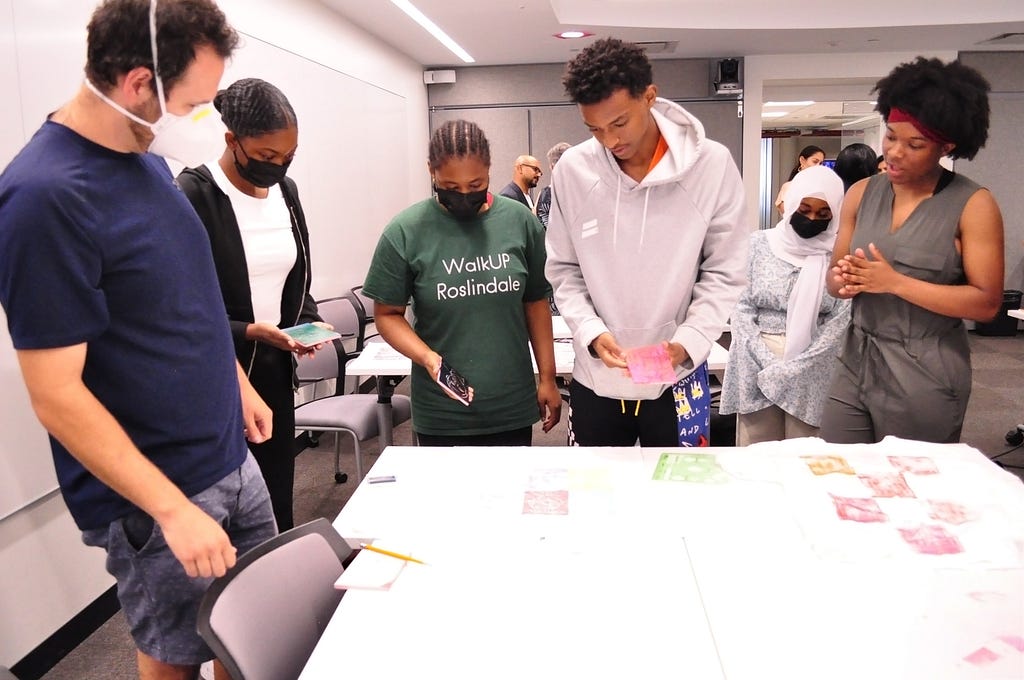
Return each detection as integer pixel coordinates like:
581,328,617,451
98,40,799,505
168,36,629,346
522,490,569,515
625,344,677,384
831,495,889,523
887,456,940,475
898,524,963,555
858,472,916,498
926,500,975,525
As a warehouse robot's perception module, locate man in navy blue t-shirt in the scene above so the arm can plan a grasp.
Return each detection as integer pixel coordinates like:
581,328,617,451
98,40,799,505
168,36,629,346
0,1,278,677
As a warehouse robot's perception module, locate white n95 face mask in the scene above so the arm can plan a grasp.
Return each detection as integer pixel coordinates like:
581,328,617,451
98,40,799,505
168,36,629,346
83,0,225,168
144,104,225,168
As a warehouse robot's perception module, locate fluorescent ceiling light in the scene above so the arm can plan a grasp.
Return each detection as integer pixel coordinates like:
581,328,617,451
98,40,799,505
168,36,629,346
390,0,475,63
842,114,880,127
762,111,787,118
555,30,594,39
764,101,814,107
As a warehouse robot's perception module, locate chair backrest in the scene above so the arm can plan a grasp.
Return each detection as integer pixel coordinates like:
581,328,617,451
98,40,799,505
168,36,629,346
197,518,353,680
349,285,374,322
294,337,344,390
317,295,366,357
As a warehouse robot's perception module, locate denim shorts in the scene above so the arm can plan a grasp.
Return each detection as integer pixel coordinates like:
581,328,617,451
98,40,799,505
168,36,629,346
81,452,277,665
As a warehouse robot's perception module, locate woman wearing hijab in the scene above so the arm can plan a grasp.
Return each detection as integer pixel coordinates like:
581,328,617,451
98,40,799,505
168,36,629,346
822,57,1004,444
720,165,850,444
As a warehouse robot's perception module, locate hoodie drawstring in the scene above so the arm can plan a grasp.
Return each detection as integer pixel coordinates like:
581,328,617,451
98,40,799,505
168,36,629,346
639,187,651,250
613,174,621,249
620,399,642,416
612,175,652,252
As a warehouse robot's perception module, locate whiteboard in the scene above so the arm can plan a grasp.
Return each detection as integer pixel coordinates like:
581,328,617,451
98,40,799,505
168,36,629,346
0,23,411,518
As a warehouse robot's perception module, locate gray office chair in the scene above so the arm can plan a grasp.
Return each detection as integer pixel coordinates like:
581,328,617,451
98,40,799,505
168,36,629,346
197,518,353,680
349,284,374,324
302,294,367,397
294,328,411,483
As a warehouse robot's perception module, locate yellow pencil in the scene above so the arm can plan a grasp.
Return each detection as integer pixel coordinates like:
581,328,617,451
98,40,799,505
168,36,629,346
359,543,426,565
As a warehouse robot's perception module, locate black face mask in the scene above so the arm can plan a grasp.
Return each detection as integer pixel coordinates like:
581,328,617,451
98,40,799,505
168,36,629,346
233,144,291,188
434,185,488,220
789,212,830,239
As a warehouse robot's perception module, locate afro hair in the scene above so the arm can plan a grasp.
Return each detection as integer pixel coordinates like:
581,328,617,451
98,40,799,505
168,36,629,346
563,38,652,105
874,57,991,160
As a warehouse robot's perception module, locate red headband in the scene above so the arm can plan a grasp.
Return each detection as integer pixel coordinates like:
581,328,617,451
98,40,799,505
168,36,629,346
887,107,953,146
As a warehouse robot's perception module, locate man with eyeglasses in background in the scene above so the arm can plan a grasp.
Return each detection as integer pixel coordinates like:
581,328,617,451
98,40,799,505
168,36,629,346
498,154,543,210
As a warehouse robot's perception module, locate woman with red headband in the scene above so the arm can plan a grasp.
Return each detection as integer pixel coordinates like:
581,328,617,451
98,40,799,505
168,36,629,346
821,56,1004,443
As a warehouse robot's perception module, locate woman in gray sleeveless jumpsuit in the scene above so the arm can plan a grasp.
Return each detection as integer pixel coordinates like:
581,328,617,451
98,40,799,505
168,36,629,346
820,57,1005,444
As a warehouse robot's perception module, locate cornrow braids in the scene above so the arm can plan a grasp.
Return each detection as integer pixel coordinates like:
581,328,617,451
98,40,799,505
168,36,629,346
428,120,491,170
213,78,297,139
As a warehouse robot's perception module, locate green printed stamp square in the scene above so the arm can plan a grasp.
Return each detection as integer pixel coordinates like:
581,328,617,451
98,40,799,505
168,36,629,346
653,452,729,483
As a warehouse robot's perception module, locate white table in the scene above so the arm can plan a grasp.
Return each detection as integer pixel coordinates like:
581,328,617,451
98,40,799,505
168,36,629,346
301,439,1024,680
346,328,729,447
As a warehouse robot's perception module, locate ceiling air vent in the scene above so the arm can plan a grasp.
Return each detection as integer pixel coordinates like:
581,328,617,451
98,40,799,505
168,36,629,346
636,41,678,54
976,32,1024,46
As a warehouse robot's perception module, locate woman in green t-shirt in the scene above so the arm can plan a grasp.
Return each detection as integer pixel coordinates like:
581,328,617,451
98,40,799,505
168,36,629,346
362,120,561,445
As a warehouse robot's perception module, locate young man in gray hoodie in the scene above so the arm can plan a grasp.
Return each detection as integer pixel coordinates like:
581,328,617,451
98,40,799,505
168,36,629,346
545,38,748,447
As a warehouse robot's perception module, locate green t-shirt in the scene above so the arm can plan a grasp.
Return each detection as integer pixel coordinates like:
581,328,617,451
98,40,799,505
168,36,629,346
363,195,551,436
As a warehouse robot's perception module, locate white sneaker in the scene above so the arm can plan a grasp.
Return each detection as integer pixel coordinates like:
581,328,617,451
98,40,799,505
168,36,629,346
200,660,215,680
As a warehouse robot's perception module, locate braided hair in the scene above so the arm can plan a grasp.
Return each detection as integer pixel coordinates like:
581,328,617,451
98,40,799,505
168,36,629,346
213,78,297,139
428,119,491,170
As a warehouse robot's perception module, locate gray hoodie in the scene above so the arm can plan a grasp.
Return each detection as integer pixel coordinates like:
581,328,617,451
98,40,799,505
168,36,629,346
545,98,748,400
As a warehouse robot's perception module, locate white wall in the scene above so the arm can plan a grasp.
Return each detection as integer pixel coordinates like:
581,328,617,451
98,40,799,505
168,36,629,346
742,50,958,231
0,0,427,666
218,0,431,297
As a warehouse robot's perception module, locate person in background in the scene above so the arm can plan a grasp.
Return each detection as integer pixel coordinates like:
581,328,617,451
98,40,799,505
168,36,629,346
0,2,277,678
719,166,850,444
536,141,572,228
179,78,324,531
876,154,888,173
833,142,880,192
362,120,561,446
498,154,543,209
775,144,825,215
546,38,747,448
537,141,572,316
822,56,1004,444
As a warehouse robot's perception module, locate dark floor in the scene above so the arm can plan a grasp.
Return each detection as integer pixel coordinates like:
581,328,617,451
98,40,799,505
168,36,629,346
34,332,1024,680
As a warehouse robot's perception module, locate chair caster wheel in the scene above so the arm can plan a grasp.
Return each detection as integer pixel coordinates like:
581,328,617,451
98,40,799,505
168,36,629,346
306,434,320,448
334,472,348,484
1005,427,1024,446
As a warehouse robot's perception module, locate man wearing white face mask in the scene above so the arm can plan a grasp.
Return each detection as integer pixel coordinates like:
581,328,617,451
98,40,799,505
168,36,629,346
0,1,277,679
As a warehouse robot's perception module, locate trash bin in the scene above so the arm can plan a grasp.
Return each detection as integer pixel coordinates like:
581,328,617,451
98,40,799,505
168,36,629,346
975,289,1022,336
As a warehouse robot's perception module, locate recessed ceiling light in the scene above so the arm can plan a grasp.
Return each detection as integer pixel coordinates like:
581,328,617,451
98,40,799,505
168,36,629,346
764,101,814,107
555,30,594,39
762,112,787,118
